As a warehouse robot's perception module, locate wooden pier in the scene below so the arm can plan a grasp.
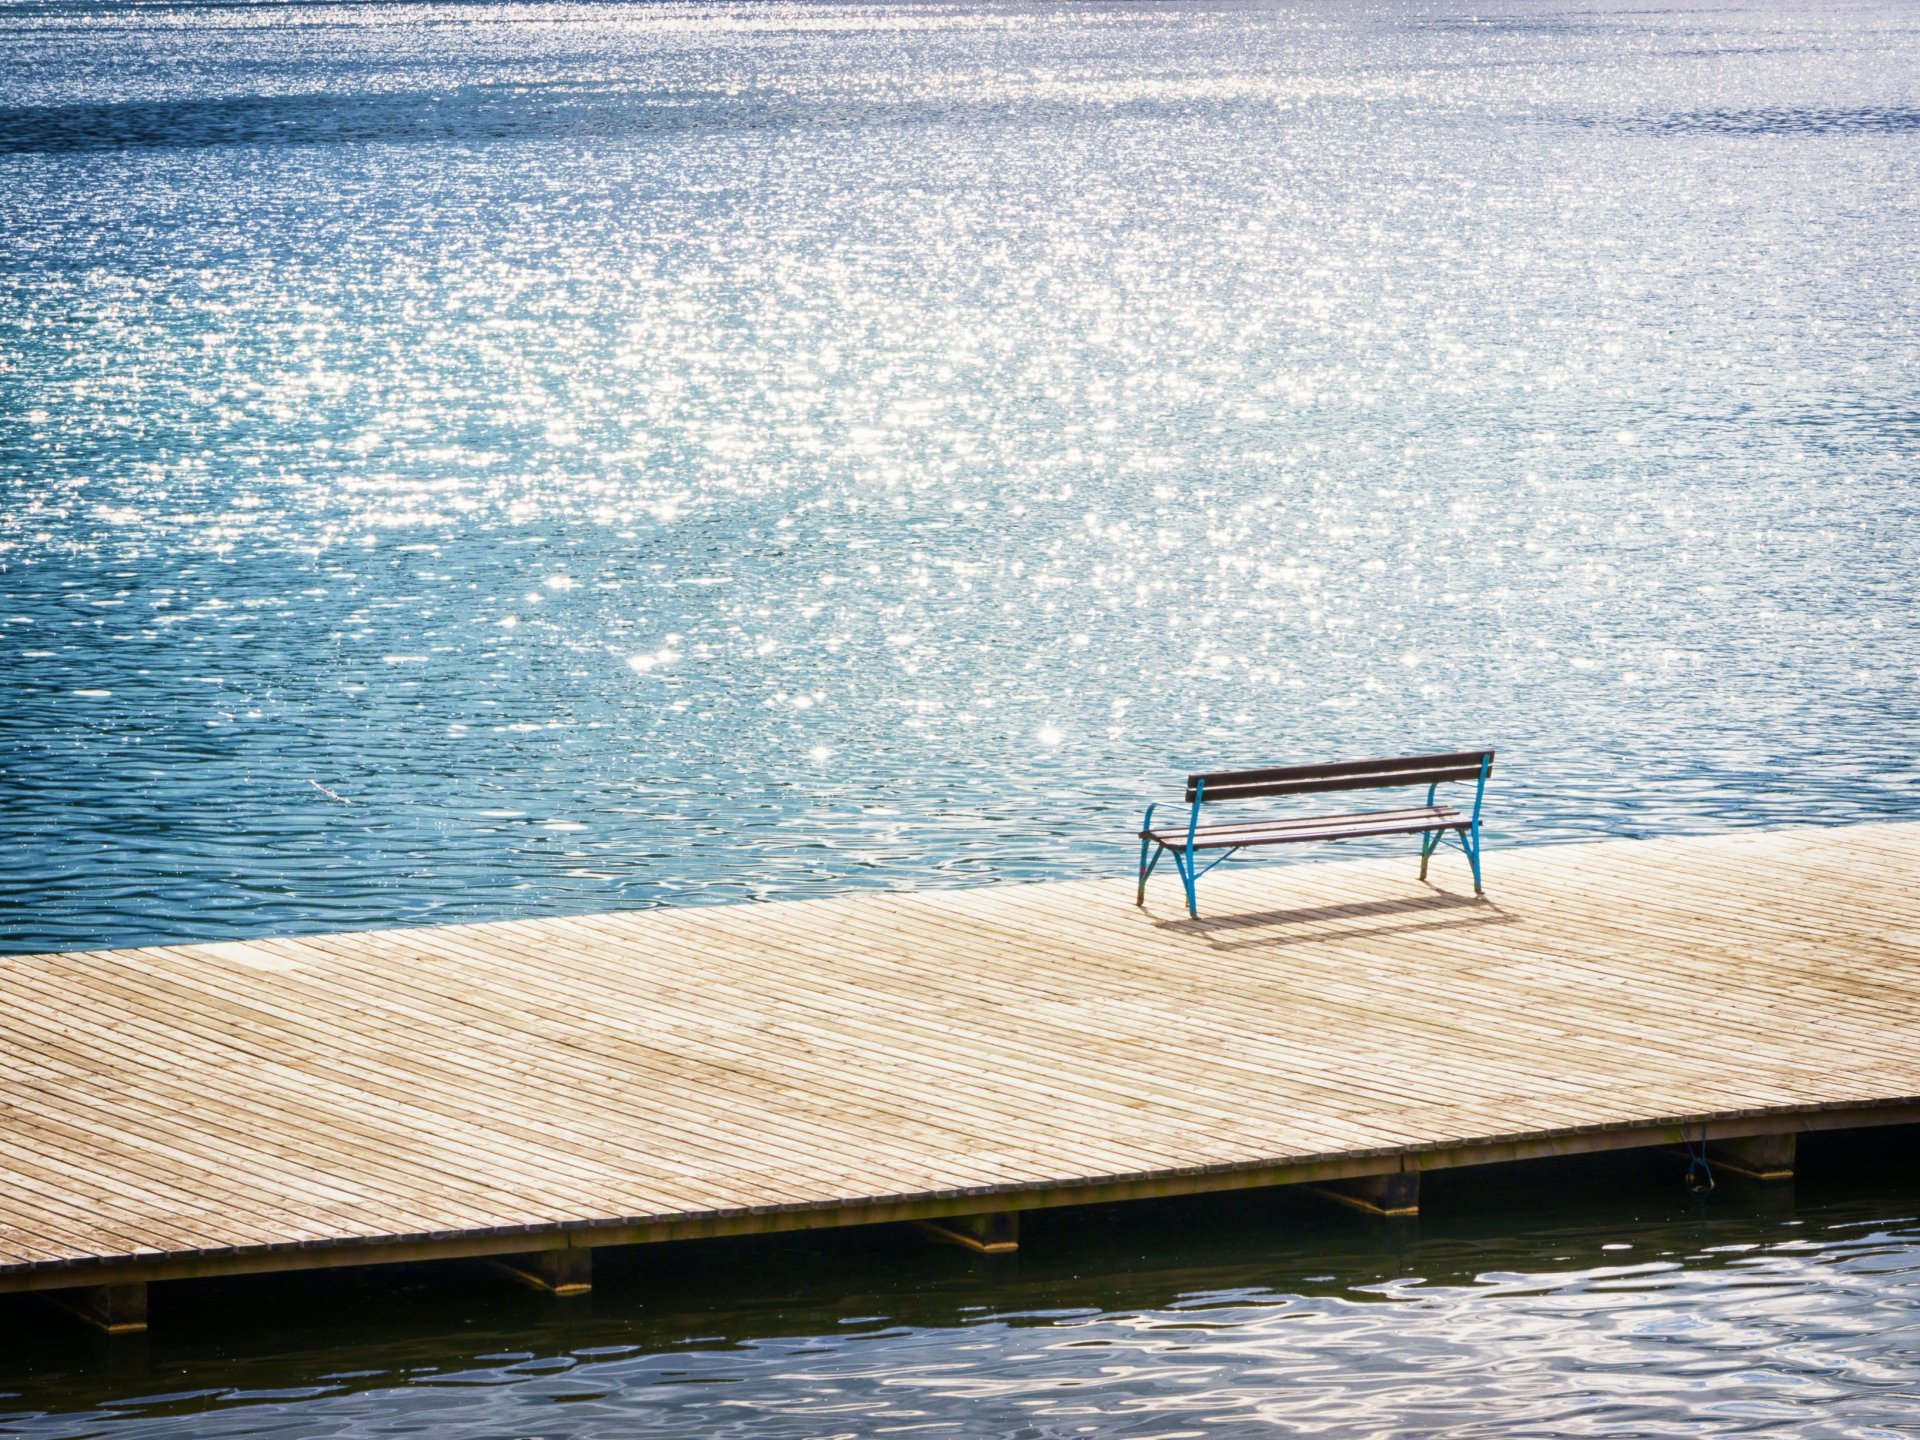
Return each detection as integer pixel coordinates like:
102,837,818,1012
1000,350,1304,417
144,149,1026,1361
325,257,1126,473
4,823,1919,1331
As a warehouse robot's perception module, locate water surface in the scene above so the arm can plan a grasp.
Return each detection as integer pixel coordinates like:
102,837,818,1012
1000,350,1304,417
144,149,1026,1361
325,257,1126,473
4,0,1918,952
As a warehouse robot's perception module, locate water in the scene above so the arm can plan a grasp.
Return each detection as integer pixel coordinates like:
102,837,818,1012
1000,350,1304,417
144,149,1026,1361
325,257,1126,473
3,1143,1919,1437
3,0,1919,953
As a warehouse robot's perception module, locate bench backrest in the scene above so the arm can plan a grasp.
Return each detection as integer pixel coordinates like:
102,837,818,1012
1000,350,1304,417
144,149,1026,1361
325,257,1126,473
1185,749,1494,805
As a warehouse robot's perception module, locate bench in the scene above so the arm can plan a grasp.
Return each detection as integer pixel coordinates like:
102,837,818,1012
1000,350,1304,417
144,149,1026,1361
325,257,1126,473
1136,749,1495,918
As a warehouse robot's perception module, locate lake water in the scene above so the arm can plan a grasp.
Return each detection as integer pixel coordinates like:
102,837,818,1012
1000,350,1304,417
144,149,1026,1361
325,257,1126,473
4,0,1919,954
3,1142,1919,1437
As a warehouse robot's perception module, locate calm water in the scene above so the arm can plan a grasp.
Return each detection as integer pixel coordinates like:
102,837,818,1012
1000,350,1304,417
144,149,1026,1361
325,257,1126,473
2,1144,1919,1437
3,0,1919,953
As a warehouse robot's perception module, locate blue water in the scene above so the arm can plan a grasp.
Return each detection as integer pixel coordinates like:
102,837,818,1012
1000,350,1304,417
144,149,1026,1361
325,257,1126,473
2,0,1918,957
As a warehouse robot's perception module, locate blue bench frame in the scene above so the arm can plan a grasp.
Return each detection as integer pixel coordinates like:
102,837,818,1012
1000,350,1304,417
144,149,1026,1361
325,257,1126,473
1137,750,1495,918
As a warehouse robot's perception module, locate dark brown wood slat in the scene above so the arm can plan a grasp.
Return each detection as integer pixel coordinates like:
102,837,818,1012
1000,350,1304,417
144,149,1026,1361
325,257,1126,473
1148,818,1462,843
1153,822,1466,852
1188,749,1493,791
1148,813,1470,851
1188,764,1489,804
1143,806,1464,841
1217,804,1464,826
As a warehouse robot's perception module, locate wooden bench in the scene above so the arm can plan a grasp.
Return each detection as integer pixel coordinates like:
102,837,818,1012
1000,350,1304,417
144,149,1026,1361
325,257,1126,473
1137,749,1495,918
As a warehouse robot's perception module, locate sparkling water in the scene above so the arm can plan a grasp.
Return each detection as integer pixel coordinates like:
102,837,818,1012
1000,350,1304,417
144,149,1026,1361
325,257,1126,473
2,0,1916,953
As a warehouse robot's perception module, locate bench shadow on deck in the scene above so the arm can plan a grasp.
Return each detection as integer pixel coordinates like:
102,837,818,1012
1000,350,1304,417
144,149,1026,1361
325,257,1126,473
1160,889,1514,948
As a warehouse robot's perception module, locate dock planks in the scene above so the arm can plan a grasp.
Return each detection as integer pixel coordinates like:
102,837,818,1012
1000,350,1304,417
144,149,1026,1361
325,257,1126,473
3,822,1919,1293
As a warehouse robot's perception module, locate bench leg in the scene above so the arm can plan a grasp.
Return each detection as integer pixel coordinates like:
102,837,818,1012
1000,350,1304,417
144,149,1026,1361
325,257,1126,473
1417,781,1440,880
1172,845,1199,919
1136,842,1164,906
1136,805,1158,906
1465,758,1490,893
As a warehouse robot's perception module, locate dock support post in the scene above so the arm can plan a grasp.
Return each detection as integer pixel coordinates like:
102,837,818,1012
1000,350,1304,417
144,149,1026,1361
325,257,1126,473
916,1212,1019,1254
1713,1133,1796,1181
490,1247,592,1296
45,1282,148,1335
1307,1170,1419,1217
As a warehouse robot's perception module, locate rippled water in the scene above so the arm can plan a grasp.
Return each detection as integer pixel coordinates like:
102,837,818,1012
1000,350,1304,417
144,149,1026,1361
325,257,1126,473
3,1145,1918,1437
3,0,1919,954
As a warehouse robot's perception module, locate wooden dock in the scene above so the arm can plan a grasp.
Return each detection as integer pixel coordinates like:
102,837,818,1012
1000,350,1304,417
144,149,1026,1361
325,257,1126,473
5,822,1919,1330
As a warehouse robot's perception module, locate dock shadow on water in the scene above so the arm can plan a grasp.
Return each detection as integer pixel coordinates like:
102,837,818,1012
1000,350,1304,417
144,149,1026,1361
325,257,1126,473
2,1133,1916,1438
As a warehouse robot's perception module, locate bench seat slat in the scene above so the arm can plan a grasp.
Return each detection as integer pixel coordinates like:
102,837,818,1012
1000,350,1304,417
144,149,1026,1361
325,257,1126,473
1147,804,1461,838
1144,805,1467,852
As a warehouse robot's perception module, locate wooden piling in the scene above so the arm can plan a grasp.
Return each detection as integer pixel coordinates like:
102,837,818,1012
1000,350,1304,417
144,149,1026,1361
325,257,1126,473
1309,1171,1420,1217
1712,1133,1796,1181
490,1247,592,1295
44,1283,146,1335
916,1212,1020,1253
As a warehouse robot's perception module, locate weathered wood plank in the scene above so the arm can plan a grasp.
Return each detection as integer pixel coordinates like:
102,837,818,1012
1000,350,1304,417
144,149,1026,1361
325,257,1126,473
2,822,1918,1289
